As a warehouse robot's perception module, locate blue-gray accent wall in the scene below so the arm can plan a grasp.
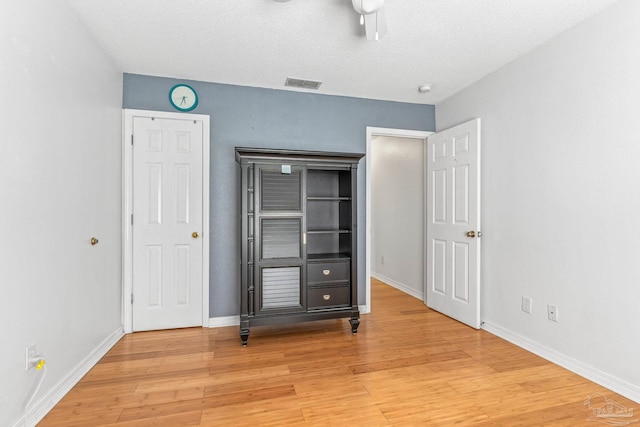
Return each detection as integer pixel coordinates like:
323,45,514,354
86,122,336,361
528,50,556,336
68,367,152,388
123,73,435,318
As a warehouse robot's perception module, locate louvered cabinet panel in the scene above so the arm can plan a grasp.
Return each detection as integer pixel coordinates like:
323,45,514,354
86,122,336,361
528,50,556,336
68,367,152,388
260,169,301,211
261,218,301,259
261,267,302,309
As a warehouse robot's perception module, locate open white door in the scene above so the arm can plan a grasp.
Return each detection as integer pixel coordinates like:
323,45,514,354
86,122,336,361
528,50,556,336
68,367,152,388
426,119,481,328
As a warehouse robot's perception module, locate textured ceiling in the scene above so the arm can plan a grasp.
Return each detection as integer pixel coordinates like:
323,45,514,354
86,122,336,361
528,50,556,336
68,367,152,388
66,0,620,104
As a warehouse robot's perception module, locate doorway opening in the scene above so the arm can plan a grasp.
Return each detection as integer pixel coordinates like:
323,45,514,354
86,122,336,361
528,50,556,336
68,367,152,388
364,127,432,313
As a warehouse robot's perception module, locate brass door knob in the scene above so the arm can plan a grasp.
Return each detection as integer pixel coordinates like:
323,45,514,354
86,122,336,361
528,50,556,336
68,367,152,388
466,231,476,238
90,237,99,246
192,232,199,239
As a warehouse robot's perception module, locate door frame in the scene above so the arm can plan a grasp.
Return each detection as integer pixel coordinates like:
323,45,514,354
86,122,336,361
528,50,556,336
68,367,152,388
122,109,210,333
365,127,432,313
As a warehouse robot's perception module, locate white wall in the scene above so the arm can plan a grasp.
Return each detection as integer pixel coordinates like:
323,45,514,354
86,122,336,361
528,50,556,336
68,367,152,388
371,136,425,299
0,1,123,425
437,0,640,400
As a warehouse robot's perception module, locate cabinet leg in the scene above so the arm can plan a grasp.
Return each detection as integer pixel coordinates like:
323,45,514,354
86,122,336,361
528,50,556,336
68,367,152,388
240,328,250,346
349,317,360,334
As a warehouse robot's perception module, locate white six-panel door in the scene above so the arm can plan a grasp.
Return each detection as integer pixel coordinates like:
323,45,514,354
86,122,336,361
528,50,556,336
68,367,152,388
132,116,204,331
426,119,481,328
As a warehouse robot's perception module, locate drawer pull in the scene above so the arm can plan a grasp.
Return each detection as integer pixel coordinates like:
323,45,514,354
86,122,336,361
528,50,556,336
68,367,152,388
323,294,331,301
323,269,331,276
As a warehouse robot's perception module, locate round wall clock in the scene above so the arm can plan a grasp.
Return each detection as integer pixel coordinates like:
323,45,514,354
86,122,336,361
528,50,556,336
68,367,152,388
169,84,198,112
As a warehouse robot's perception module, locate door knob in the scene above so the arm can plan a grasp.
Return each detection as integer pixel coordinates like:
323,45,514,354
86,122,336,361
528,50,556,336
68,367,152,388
192,232,199,239
466,231,476,238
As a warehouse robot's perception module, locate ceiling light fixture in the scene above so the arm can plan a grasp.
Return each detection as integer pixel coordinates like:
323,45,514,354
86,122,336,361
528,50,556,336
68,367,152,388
418,84,432,93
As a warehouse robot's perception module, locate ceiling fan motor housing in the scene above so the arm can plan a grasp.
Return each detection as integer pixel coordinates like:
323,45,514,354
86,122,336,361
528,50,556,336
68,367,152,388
352,0,384,15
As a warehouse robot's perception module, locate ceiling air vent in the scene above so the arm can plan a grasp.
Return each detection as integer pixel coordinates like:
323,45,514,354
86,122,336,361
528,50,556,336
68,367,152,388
285,78,322,90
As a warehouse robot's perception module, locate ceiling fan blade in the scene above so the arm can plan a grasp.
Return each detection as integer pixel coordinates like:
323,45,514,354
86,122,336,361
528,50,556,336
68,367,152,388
364,7,387,40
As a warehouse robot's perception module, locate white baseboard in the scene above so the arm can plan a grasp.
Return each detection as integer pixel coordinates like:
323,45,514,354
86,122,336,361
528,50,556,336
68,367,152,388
208,315,240,328
371,272,424,301
13,326,124,427
482,321,640,404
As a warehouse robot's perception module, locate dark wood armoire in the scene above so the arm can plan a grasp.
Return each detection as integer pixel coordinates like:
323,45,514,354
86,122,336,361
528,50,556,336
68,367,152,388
235,147,364,345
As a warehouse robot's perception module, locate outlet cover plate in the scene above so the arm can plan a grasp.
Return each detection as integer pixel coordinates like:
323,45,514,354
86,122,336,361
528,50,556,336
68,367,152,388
547,304,559,322
521,296,532,314
25,344,37,371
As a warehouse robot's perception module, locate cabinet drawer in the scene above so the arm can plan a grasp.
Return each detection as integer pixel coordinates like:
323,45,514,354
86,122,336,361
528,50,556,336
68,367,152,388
308,285,350,309
308,261,349,284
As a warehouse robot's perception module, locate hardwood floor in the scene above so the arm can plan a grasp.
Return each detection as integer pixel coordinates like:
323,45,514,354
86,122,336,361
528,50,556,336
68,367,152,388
40,279,635,426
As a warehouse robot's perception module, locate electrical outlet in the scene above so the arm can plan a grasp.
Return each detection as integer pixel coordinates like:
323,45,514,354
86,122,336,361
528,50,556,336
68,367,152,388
547,304,559,322
521,296,532,314
25,344,38,371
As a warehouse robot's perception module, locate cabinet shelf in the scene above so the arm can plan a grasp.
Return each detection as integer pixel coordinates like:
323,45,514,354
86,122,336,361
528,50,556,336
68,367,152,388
307,197,351,202
307,253,351,261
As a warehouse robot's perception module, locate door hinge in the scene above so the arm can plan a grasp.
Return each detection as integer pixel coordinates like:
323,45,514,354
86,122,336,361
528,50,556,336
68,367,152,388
131,293,134,304
131,214,133,225
131,134,134,145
